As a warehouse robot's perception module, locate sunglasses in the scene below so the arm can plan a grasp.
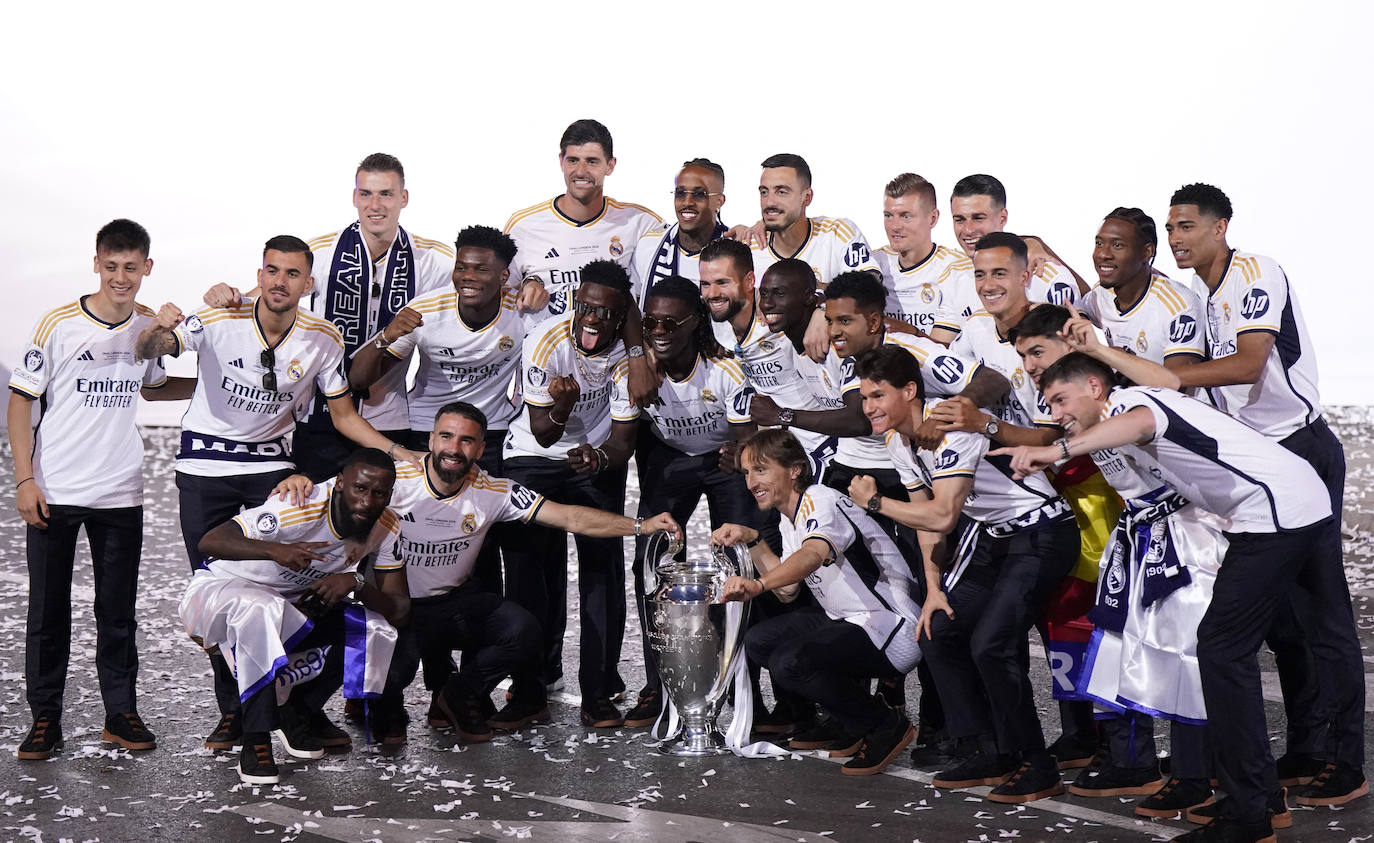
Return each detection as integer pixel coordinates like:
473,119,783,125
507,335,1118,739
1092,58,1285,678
672,188,721,201
260,348,277,392
571,299,624,321
642,313,697,333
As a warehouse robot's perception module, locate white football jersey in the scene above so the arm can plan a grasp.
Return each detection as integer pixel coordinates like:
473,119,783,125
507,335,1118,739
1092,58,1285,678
1080,275,1206,363
875,243,973,334
1190,250,1323,438
628,223,717,304
504,197,662,321
934,261,1081,335
172,301,350,477
781,484,921,672
384,287,532,432
10,299,167,508
643,355,752,456
503,314,638,460
204,477,404,598
751,216,879,286
949,311,1054,429
1105,387,1331,532
306,226,454,430
388,461,545,597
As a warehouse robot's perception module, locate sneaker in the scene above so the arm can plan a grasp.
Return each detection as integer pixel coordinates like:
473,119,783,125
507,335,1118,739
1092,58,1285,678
1187,788,1290,830
1047,731,1098,770
1295,762,1369,807
17,716,63,760
273,704,326,760
435,682,494,743
622,689,663,729
909,732,961,768
876,677,906,711
842,716,915,776
1135,777,1215,818
751,698,814,736
307,711,352,749
367,703,408,747
237,734,280,785
343,697,365,724
204,710,242,751
1275,751,1326,787
102,712,156,751
789,718,855,751
1171,816,1276,843
427,691,452,730
580,697,624,729
488,698,551,732
1067,761,1163,797
987,756,1065,804
933,750,1018,788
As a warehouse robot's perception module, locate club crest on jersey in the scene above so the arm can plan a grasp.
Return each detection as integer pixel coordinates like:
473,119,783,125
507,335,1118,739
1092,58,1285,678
185,314,204,333
24,349,43,371
498,336,514,352
527,366,547,387
701,389,719,404
758,338,775,353
256,513,279,534
920,284,936,304
1012,369,1026,389
1222,303,1231,324
287,360,305,381
461,513,477,534
608,236,624,257
1136,331,1149,353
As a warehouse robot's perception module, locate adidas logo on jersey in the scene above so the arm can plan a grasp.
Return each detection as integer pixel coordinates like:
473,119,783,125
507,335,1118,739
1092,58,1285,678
397,511,416,522
544,248,560,259
228,358,245,368
77,350,95,361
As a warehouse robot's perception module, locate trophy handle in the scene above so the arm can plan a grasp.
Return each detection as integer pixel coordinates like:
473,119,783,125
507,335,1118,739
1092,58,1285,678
642,530,681,596
725,541,756,581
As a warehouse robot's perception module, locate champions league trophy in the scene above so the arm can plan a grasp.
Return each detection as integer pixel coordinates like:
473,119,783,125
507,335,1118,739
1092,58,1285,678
642,531,754,756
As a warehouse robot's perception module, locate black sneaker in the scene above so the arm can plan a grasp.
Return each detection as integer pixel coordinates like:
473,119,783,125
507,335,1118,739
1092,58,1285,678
435,681,494,743
17,716,63,760
1275,751,1326,787
102,712,156,751
1135,777,1215,818
933,750,1018,788
1047,731,1098,770
987,756,1065,804
273,704,325,759
204,711,242,751
1187,788,1290,830
367,702,408,747
751,698,815,736
427,690,452,730
622,689,663,729
237,734,280,785
343,697,365,724
488,698,551,732
307,710,352,749
580,697,624,729
1067,761,1163,797
1295,762,1369,807
842,716,915,776
909,732,961,768
1171,816,1276,843
789,717,859,753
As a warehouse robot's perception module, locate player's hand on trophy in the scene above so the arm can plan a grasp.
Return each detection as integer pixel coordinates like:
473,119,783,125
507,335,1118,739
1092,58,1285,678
516,277,550,313
272,473,316,506
269,540,331,571
917,589,956,640
155,302,184,329
382,307,423,342
721,575,763,602
640,512,682,541
16,480,49,529
202,283,243,308
710,522,758,548
847,474,878,509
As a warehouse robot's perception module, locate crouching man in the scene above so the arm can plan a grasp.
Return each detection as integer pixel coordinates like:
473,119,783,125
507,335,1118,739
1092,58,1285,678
180,449,410,784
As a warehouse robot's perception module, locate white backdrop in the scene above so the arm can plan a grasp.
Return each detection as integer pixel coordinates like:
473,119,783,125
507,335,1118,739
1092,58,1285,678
3,0,1371,426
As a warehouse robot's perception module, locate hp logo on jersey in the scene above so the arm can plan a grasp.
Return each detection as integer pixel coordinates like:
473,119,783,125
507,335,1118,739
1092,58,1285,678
1169,315,1197,343
928,355,965,385
1241,288,1270,319
843,242,871,268
934,450,959,470
1048,282,1074,306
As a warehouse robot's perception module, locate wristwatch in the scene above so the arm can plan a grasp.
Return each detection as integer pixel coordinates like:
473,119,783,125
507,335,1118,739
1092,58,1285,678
983,418,1001,439
626,345,646,359
777,407,795,426
352,571,365,595
866,494,883,514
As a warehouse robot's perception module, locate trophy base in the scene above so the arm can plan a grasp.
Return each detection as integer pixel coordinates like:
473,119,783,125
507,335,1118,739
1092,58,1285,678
657,728,728,756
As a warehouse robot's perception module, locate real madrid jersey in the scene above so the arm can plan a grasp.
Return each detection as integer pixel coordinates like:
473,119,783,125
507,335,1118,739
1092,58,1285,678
1080,275,1206,364
644,355,752,456
750,216,880,286
504,196,662,321
503,314,639,460
384,287,532,432
628,223,713,305
206,477,404,598
10,298,167,508
389,461,544,597
1106,386,1330,532
781,484,921,669
1190,250,1323,438
934,261,1081,335
875,243,973,334
949,311,1054,429
172,300,350,477
306,226,453,430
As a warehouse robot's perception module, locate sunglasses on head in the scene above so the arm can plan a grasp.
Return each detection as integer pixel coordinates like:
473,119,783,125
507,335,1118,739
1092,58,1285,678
642,313,697,333
571,299,623,321
260,348,277,392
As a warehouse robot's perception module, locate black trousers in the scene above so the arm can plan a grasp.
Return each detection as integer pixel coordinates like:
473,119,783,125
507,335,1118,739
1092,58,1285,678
383,583,543,706
292,422,409,484
746,606,901,735
919,514,1079,756
631,432,760,695
26,505,142,718
176,468,295,715
1106,711,1210,777
502,455,628,702
241,604,347,734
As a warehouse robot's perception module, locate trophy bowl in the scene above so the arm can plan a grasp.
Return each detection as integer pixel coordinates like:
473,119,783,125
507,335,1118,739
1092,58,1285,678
643,533,754,756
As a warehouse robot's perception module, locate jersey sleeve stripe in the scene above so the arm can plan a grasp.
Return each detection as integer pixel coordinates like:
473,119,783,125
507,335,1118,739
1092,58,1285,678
504,200,554,232
33,304,82,346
